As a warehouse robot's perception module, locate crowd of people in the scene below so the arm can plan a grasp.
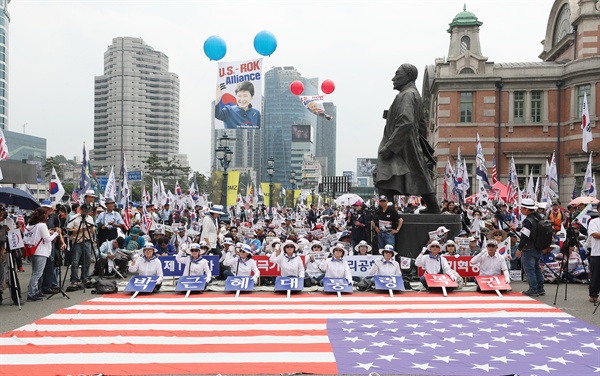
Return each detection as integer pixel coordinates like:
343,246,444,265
0,188,598,306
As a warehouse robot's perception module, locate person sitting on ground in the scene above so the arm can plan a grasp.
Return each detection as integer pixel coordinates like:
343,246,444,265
557,243,589,284
176,242,212,282
357,244,402,291
354,240,372,256
129,243,163,292
540,245,559,283
319,243,353,285
470,239,511,284
270,239,305,278
443,240,460,258
124,226,145,253
154,236,177,256
305,240,326,286
223,243,260,284
97,236,126,277
415,240,455,289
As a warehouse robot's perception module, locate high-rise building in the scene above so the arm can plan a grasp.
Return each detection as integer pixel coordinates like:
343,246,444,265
424,1,599,203
263,66,318,183
315,102,337,176
91,37,188,174
0,0,9,130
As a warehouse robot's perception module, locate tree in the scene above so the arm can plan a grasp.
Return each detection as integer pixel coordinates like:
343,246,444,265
43,157,63,179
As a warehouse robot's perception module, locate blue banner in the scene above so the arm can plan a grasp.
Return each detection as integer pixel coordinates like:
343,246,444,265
225,276,254,291
128,171,143,182
322,278,353,293
274,276,304,291
176,275,207,292
125,276,159,292
98,177,108,191
373,275,405,291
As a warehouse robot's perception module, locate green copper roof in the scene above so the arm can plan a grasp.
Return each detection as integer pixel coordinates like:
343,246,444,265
447,4,483,33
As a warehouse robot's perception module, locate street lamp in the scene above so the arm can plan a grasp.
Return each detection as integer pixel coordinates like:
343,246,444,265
267,156,274,211
215,133,233,207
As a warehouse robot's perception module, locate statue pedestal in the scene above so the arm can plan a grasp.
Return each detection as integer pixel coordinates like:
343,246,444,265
394,214,462,259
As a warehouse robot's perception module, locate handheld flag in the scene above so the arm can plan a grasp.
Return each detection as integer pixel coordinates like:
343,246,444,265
49,167,65,204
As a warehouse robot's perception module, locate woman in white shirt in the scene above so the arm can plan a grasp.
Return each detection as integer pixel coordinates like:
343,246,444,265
415,240,455,289
368,244,401,276
223,243,260,283
24,207,58,301
319,243,352,284
270,240,305,277
176,242,212,282
129,243,164,291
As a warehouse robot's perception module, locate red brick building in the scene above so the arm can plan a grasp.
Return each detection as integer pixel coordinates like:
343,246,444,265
423,0,600,204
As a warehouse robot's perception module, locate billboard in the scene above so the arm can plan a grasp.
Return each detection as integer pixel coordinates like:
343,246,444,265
291,124,311,141
215,58,263,130
357,158,377,177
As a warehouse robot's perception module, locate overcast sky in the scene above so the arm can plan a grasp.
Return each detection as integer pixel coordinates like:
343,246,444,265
8,0,555,177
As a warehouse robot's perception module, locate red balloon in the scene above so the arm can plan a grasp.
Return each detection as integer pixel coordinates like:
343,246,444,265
321,79,335,94
290,80,304,95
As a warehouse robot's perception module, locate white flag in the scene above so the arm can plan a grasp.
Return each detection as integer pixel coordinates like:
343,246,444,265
49,167,65,204
582,153,596,198
104,167,117,202
582,92,593,152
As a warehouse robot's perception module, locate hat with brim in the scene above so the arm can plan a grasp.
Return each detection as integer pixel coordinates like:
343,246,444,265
443,240,458,252
428,240,442,251
84,189,96,197
130,227,140,236
105,198,115,204
354,240,372,253
520,198,537,210
380,244,397,256
281,240,300,251
330,243,346,253
487,229,507,241
436,226,450,233
240,244,253,254
143,243,155,251
310,240,323,250
209,205,224,215
40,200,54,209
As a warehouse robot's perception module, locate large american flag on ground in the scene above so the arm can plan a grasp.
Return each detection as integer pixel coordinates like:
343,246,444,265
1,293,599,375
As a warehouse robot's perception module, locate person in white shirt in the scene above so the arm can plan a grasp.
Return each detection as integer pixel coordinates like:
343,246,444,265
201,205,223,257
354,240,372,256
176,242,212,282
587,210,600,303
129,243,163,291
415,240,455,289
270,240,305,277
223,243,260,283
470,239,511,283
305,241,325,286
319,243,352,284
369,244,401,276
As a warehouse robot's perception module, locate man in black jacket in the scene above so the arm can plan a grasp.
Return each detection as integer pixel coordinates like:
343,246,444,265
517,198,545,297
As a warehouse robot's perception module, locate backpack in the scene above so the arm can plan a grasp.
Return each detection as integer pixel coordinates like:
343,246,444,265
530,216,554,250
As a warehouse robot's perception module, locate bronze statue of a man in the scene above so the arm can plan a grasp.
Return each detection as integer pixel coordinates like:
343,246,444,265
373,63,440,214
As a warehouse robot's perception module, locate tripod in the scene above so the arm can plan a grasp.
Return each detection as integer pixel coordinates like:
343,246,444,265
47,236,70,300
5,247,23,309
552,229,580,305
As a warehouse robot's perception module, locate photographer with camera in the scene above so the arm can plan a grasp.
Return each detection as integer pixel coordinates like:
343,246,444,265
66,203,95,289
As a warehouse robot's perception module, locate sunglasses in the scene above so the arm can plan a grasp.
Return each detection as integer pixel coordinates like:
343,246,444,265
430,245,440,248
487,245,497,248
191,249,200,252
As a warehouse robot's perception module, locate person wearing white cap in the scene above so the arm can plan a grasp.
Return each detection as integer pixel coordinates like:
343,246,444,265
223,243,260,283
83,190,96,206
442,240,460,258
176,243,212,281
129,243,163,291
354,240,372,256
201,205,224,258
269,240,305,278
415,240,455,289
517,198,545,297
305,241,326,286
319,243,352,285
369,244,401,276
470,239,510,284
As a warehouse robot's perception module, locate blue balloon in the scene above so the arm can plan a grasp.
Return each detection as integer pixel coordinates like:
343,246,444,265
253,30,277,57
203,35,227,61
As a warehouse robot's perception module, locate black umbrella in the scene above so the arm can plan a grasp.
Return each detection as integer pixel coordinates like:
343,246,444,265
0,187,40,210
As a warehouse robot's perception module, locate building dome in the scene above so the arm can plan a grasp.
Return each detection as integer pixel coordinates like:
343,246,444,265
447,4,483,33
